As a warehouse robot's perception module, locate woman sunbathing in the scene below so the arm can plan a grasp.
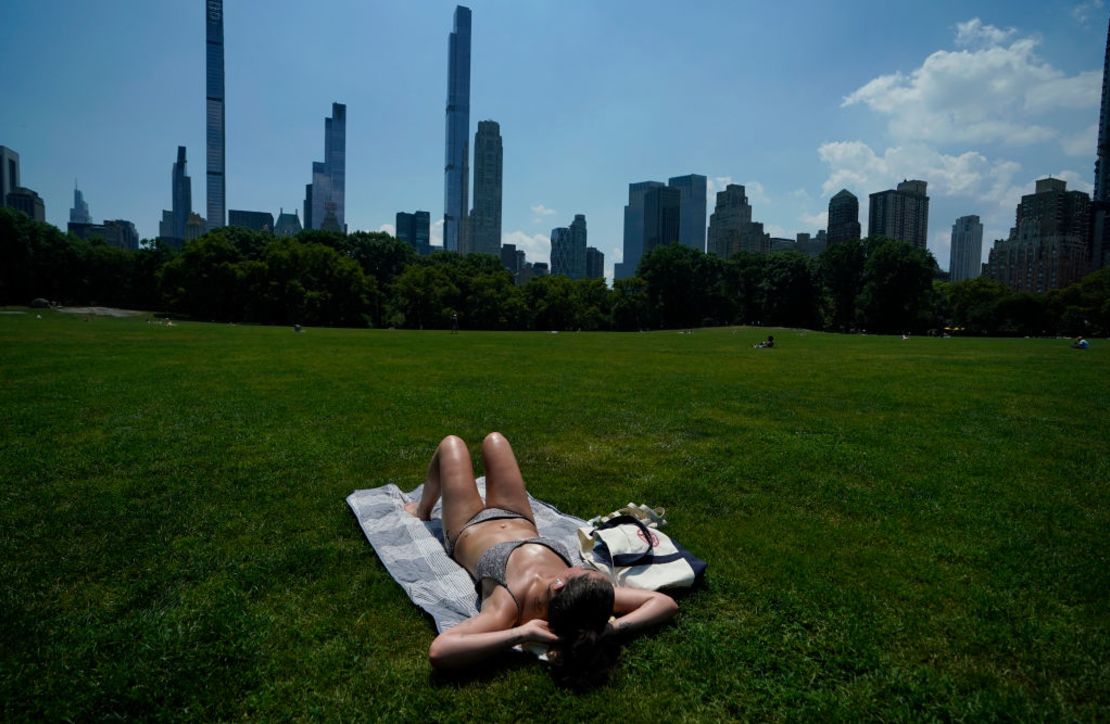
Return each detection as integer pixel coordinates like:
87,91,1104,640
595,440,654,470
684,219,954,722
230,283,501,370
405,432,678,679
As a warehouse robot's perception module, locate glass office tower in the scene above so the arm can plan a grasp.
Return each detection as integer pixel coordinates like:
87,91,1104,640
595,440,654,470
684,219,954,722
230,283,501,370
443,6,471,252
205,0,225,229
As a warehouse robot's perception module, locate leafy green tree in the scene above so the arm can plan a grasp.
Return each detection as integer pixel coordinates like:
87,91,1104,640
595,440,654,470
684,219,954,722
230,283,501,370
79,240,133,307
129,241,178,311
261,238,372,326
946,277,1011,334
723,252,768,325
158,234,249,321
817,239,866,330
525,274,578,331
758,251,819,328
857,238,937,333
611,277,650,331
639,244,721,328
1049,266,1110,335
344,232,416,326
389,264,459,329
571,278,613,331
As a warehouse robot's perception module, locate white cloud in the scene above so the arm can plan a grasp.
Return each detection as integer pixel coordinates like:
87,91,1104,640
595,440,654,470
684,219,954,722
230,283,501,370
431,218,444,248
954,18,1016,48
707,176,734,194
378,223,396,236
764,224,788,238
530,203,557,223
1073,0,1105,24
502,230,550,266
745,181,771,206
1062,123,1098,156
843,23,1098,146
817,140,1024,203
801,210,828,230
1053,169,1094,195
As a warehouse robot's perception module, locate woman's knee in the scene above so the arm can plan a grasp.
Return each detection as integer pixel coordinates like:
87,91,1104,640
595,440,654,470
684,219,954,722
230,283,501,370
440,434,467,450
482,431,509,451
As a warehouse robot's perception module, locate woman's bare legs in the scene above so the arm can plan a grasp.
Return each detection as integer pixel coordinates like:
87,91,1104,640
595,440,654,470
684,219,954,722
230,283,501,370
481,432,536,523
406,436,484,544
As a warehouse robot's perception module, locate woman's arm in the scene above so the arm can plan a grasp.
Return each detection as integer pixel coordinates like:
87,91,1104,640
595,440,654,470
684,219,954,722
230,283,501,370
428,592,558,670
605,587,679,638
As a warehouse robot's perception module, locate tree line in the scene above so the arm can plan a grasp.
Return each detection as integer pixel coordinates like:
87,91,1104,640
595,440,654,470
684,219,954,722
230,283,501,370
1,207,1107,335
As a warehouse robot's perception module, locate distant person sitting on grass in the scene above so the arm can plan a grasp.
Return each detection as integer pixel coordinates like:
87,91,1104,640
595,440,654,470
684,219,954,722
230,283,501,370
405,433,678,685
1071,336,1089,349
753,335,775,349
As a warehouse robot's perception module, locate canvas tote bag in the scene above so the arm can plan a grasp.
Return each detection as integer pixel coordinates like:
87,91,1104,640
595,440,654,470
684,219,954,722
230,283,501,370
578,514,706,590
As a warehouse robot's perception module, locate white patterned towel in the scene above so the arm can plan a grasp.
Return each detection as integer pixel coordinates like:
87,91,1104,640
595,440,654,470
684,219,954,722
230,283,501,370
346,477,587,633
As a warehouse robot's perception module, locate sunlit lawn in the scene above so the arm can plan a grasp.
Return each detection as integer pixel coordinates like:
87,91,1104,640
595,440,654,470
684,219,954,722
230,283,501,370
1,309,1107,720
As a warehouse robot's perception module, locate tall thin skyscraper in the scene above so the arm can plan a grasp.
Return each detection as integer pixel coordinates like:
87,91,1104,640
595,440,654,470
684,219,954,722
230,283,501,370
1091,16,1110,269
826,189,861,244
70,181,90,224
159,146,193,244
668,174,707,252
615,181,665,279
0,146,19,209
868,180,929,249
469,120,502,256
205,0,225,230
304,103,347,232
949,215,983,282
443,5,472,253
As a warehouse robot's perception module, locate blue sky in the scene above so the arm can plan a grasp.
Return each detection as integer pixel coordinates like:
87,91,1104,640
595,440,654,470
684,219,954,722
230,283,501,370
3,1,1107,279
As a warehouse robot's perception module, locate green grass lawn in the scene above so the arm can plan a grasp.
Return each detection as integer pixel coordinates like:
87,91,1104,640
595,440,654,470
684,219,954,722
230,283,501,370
1,310,1107,720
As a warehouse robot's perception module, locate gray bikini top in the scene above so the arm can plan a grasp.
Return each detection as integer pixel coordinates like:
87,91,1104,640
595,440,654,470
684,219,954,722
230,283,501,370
474,537,573,613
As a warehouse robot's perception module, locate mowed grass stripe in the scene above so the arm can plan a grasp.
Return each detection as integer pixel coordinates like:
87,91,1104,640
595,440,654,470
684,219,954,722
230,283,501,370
1,311,1107,720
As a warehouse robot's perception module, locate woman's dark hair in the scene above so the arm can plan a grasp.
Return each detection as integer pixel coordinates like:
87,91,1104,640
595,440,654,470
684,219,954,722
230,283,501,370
547,575,618,689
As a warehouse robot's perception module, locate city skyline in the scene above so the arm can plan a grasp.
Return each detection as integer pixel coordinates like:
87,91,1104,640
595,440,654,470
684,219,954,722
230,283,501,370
2,1,1106,280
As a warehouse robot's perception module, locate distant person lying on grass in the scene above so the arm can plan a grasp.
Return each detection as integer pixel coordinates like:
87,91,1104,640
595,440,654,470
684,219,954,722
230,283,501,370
1071,336,1089,349
753,335,775,349
405,433,678,682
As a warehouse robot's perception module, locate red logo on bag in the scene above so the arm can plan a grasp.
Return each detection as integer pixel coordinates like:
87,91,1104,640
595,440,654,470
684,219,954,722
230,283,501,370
637,528,659,546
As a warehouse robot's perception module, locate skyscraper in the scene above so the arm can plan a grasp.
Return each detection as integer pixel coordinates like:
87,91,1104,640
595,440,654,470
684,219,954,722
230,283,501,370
949,215,984,282
643,187,681,255
443,5,472,253
304,103,347,232
585,247,605,280
205,0,225,230
986,178,1091,292
1091,16,1110,270
6,187,45,222
550,215,587,279
396,211,432,255
615,180,665,279
469,120,503,256
668,174,707,252
69,182,90,224
159,146,192,244
868,180,929,249
0,146,19,209
707,184,768,257
826,189,861,244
